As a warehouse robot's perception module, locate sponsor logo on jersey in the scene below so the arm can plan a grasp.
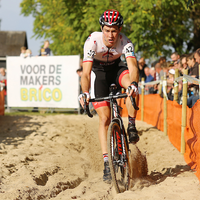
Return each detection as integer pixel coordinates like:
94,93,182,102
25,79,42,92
87,49,95,58
126,46,133,53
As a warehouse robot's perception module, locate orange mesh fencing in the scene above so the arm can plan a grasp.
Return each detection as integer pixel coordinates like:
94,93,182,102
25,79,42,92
167,100,182,152
184,100,200,180
0,90,5,115
143,94,164,131
120,94,200,181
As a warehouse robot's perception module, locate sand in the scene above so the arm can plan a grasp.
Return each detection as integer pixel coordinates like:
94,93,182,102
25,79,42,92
0,114,199,200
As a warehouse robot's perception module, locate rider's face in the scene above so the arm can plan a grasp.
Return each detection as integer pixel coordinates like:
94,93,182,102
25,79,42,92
102,25,121,48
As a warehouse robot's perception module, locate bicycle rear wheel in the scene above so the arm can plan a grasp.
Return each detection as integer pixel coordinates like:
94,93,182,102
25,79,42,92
107,121,130,193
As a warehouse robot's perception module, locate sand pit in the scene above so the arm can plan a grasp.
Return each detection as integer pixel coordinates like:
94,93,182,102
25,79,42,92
0,114,199,200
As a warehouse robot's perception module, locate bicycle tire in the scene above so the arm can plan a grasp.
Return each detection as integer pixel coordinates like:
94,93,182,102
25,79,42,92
107,121,130,193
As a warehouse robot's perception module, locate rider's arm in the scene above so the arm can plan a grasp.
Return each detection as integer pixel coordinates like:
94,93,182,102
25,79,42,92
126,57,139,85
81,61,93,93
81,32,96,95
122,38,139,87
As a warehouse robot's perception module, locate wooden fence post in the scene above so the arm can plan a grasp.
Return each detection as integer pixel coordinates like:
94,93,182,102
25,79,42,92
141,77,145,121
163,73,167,136
181,69,188,154
174,68,179,103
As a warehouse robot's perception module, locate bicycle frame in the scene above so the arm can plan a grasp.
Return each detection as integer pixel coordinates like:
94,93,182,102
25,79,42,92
108,85,129,164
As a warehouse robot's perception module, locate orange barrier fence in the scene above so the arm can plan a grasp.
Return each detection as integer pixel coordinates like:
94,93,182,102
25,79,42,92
120,94,200,181
0,90,5,115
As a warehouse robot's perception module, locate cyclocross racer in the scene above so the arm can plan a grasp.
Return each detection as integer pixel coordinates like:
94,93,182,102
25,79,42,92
79,9,139,183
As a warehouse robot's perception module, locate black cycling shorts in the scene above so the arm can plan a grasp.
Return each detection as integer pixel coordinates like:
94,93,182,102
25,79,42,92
90,58,129,108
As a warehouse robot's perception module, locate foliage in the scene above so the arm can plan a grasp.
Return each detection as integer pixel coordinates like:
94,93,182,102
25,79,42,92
187,0,195,8
20,0,200,59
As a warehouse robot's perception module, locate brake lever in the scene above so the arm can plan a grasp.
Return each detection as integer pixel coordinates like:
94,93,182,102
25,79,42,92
83,95,93,118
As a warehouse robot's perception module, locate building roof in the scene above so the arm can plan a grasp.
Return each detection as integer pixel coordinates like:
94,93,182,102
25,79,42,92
0,31,28,57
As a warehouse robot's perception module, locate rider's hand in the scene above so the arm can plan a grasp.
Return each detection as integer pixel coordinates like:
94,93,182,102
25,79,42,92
126,81,139,97
78,92,90,108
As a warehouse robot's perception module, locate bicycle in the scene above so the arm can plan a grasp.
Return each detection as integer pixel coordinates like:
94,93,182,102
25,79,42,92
83,84,139,193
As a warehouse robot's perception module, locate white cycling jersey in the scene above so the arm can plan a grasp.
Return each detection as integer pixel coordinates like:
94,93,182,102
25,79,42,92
83,32,136,64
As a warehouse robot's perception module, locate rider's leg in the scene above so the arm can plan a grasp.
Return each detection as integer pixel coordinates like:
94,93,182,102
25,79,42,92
95,105,111,155
120,73,140,143
95,105,111,182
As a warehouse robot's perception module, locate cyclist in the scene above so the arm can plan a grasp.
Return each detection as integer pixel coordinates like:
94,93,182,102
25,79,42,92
79,9,139,183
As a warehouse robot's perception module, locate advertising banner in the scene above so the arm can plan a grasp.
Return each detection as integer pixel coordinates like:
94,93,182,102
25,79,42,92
7,55,80,108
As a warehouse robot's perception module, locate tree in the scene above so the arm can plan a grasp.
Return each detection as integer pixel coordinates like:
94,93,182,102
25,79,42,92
20,0,200,58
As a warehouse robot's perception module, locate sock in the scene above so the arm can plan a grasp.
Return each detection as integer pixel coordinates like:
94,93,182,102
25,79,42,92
103,153,108,162
128,115,135,125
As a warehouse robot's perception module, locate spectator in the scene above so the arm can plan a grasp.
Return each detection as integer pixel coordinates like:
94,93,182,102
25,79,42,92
159,56,166,64
20,46,27,58
167,69,175,100
180,54,188,72
186,52,199,107
0,68,7,106
138,57,147,81
187,52,199,78
76,67,84,114
144,67,154,94
76,68,83,79
171,52,180,64
171,52,181,70
0,68,6,81
154,62,164,94
39,40,51,56
194,48,200,64
167,61,174,70
80,58,83,69
76,68,83,88
26,49,32,57
77,58,83,85
173,58,180,70
149,67,155,78
161,62,169,76
154,62,164,81
144,67,154,83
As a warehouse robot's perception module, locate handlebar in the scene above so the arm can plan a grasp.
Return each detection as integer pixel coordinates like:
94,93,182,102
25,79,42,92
84,101,93,118
83,93,139,118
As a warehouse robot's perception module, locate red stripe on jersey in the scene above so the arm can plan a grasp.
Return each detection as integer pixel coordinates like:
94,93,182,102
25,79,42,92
118,70,129,87
83,60,93,63
92,101,110,109
126,56,136,59
114,11,119,21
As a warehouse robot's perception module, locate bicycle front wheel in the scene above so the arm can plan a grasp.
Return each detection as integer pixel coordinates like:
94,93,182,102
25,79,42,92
107,121,130,193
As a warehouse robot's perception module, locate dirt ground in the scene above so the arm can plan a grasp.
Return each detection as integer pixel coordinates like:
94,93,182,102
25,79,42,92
0,114,199,200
